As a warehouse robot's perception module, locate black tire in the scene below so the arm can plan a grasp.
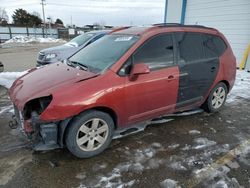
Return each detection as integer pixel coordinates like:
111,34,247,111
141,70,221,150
65,110,114,158
202,82,228,113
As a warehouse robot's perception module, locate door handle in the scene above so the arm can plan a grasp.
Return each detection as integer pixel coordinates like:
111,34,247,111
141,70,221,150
211,67,216,72
167,75,176,81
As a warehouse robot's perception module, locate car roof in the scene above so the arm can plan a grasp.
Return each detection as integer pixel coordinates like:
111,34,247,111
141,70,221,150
112,23,220,36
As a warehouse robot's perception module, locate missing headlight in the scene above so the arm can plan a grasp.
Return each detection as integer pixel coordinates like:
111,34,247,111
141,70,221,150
23,95,53,120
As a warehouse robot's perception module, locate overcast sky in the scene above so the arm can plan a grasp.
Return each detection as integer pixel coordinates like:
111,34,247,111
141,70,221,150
1,0,166,26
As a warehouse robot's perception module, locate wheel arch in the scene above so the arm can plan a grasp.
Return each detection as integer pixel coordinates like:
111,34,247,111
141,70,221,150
220,80,230,92
58,106,118,147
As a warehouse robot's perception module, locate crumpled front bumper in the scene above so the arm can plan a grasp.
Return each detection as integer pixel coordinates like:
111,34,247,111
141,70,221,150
10,105,61,151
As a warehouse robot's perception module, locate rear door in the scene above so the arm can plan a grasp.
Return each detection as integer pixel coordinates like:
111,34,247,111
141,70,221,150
120,33,179,123
175,32,220,108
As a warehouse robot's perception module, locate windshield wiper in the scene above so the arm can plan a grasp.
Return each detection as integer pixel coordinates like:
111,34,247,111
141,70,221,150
67,60,88,71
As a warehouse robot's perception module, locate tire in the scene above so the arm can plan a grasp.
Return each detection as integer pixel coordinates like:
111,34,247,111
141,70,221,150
202,82,228,113
65,110,114,158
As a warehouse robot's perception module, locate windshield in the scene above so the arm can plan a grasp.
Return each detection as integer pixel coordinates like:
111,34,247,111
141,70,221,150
67,33,95,47
69,34,139,73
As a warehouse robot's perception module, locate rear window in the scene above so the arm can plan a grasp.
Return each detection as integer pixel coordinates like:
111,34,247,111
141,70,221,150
175,32,227,63
202,34,227,58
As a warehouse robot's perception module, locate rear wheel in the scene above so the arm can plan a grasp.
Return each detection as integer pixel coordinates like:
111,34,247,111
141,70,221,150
65,110,114,158
202,82,228,113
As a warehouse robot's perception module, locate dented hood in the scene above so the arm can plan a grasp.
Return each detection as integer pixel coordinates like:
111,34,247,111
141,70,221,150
9,63,98,109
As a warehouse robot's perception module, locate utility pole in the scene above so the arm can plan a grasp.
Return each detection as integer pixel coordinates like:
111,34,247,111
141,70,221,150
47,17,52,37
70,15,72,27
41,0,47,37
164,0,168,23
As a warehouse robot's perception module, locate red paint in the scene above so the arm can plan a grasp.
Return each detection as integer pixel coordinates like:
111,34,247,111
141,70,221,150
9,26,236,129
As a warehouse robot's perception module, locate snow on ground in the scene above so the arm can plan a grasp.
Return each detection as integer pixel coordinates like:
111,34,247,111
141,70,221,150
0,71,28,89
160,179,180,188
189,130,201,135
78,143,165,187
3,35,66,44
192,138,217,150
168,143,180,150
77,136,237,187
0,105,14,115
227,70,250,103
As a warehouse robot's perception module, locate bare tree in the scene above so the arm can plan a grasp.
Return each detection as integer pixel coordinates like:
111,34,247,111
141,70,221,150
0,7,9,24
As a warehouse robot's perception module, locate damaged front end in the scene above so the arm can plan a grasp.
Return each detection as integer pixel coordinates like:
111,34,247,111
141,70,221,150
9,95,61,151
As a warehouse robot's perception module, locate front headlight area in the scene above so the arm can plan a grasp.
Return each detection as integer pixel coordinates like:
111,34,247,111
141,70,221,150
22,95,61,150
23,95,53,120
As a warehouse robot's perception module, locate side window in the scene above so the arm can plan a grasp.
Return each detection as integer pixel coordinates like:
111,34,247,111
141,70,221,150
133,34,174,71
202,34,227,58
202,34,217,58
176,32,204,63
213,36,227,55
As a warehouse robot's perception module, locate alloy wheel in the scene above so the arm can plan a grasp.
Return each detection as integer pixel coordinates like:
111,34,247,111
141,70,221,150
211,86,226,109
76,118,109,151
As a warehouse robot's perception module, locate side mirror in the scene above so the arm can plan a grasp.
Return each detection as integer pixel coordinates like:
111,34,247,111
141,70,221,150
129,63,150,80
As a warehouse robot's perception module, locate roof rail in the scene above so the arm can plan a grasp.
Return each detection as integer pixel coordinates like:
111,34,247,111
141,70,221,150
153,23,217,30
109,26,131,33
153,23,182,26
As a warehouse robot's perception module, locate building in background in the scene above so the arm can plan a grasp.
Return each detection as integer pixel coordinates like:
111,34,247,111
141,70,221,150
166,0,250,65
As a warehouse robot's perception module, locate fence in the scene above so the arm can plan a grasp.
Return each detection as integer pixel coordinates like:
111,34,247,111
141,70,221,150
0,26,58,43
0,26,110,43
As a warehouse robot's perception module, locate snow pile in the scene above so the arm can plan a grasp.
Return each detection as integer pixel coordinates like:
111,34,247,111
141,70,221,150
0,71,28,89
3,35,66,44
227,70,250,103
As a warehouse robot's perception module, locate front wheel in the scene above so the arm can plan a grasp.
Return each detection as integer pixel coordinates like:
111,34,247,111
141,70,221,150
65,110,114,158
202,82,228,113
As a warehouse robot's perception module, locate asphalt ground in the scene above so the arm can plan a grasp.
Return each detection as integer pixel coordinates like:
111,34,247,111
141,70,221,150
0,43,63,72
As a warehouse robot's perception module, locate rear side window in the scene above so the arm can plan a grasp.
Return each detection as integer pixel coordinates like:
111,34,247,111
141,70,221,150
175,32,203,63
133,34,174,71
202,34,227,58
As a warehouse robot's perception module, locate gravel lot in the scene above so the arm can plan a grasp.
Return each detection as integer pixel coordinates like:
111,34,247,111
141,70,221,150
0,43,64,71
0,44,249,188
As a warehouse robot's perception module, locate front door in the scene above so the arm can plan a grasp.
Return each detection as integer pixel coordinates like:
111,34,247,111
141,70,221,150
121,33,179,124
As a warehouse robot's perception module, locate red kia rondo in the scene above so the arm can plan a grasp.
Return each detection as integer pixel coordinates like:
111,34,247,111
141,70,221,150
9,24,236,158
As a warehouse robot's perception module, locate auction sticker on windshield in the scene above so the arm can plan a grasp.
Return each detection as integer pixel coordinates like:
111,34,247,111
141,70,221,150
115,36,133,42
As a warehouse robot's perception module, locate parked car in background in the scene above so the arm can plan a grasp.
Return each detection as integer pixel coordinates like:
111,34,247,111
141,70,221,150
9,24,236,158
36,30,110,66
